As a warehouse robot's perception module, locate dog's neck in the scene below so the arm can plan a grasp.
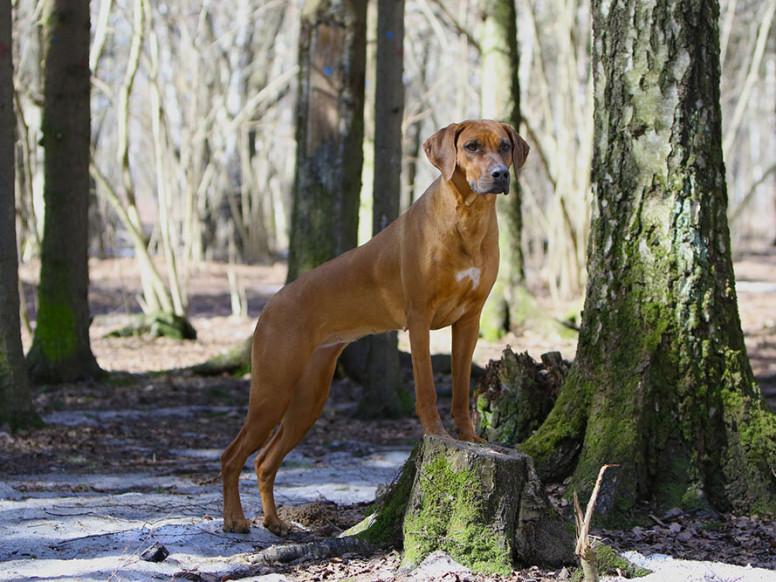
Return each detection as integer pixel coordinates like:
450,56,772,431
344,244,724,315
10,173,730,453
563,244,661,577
446,175,498,211
449,172,479,206
428,177,498,257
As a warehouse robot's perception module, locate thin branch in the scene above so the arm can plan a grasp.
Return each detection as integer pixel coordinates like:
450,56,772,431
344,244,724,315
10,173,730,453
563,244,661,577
719,0,738,67
89,0,115,73
427,0,481,53
728,161,776,225
722,0,776,158
575,464,616,555
573,464,618,582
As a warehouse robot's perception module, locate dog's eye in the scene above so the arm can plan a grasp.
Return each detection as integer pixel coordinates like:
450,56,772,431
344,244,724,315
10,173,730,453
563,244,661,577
464,142,478,152
500,142,511,152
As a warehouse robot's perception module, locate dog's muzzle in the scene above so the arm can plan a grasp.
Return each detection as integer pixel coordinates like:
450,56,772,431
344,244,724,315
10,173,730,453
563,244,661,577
472,165,510,195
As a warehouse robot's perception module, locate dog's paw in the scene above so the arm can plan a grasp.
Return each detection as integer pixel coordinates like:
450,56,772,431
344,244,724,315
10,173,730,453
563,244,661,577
223,517,253,534
457,429,486,443
264,517,293,536
423,428,454,440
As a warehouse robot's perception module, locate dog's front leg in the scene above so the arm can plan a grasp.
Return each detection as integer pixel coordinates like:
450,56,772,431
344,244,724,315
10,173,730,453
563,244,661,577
408,315,452,439
451,312,485,442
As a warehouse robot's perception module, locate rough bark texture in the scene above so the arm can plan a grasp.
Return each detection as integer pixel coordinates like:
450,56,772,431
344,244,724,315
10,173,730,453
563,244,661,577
347,0,409,419
0,2,42,430
27,0,101,383
523,0,776,517
474,349,568,445
286,0,367,283
349,437,574,574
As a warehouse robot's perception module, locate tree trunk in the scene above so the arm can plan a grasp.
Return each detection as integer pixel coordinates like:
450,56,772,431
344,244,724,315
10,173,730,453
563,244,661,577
286,0,367,283
477,0,577,342
523,0,776,517
477,0,528,340
146,0,186,316
349,0,409,419
0,1,42,430
27,0,101,383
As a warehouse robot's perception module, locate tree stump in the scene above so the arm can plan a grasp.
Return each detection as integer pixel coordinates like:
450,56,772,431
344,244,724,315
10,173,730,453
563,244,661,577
188,336,252,376
474,348,569,445
349,436,574,575
105,312,197,341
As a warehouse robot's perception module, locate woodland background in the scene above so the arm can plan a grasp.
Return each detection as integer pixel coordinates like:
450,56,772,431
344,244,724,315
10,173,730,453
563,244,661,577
9,0,776,315
2,0,776,578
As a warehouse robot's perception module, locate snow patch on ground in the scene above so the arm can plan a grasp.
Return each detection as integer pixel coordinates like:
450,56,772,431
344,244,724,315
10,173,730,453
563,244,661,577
605,552,776,582
0,444,410,581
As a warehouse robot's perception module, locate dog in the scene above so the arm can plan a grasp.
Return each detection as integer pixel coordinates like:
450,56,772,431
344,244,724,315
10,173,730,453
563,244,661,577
221,119,529,534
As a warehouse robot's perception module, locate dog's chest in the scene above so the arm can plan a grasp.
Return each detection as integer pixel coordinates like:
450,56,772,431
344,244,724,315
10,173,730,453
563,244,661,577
428,258,495,330
455,266,482,290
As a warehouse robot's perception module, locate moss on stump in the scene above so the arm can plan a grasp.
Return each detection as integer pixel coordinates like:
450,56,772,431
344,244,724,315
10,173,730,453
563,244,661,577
474,348,569,445
349,436,574,574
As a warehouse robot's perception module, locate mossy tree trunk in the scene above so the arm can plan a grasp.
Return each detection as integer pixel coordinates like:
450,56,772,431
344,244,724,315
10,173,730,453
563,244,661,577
286,0,367,283
0,3,43,430
478,0,524,341
27,0,102,383
477,0,567,341
349,0,408,419
523,0,776,516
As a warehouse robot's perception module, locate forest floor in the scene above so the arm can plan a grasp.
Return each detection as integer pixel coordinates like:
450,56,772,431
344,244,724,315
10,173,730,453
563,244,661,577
1,246,775,581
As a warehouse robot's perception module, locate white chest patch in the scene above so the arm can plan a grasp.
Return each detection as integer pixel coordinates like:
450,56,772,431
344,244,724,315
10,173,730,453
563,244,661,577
456,267,481,290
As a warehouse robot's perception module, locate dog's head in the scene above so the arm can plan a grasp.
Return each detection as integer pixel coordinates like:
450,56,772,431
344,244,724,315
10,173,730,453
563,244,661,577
423,119,529,195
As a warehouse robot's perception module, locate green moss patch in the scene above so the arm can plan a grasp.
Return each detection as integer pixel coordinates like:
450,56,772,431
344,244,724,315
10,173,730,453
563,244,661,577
402,454,513,576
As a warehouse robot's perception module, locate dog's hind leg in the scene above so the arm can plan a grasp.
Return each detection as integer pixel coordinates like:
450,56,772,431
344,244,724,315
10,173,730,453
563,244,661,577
255,343,345,535
221,422,268,533
221,356,303,533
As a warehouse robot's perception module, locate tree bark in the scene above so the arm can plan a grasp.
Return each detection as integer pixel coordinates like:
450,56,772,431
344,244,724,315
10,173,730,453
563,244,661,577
474,348,568,445
27,0,101,383
523,0,776,517
0,1,42,430
349,0,409,419
286,0,367,283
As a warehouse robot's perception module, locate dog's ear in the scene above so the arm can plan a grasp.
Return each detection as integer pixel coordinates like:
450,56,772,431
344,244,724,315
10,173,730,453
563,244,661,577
423,123,461,181
503,123,530,171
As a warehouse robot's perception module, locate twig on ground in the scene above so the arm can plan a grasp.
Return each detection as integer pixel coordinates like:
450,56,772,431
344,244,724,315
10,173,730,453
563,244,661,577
574,464,618,582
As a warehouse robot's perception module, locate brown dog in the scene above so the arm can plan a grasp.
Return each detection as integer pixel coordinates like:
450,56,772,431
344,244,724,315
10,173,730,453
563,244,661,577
221,119,529,534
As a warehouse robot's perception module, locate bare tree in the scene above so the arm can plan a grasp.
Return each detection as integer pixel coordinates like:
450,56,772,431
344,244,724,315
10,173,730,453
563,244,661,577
286,0,368,282
349,0,409,419
91,0,179,316
27,0,101,382
0,0,42,430
6,0,772,356
518,0,593,300
477,0,523,340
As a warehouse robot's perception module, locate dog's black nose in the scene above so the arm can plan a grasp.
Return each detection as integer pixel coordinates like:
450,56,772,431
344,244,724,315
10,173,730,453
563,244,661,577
491,165,509,181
